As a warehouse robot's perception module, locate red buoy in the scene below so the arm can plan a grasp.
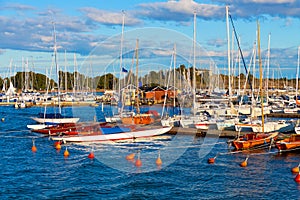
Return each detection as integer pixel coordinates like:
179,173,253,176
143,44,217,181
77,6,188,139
208,157,215,164
88,152,95,159
294,173,300,182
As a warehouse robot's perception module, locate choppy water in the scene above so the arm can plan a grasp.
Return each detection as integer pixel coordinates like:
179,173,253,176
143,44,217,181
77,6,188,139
0,105,300,199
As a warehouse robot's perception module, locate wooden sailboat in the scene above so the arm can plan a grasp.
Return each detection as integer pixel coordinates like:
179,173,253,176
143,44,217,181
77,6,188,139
275,134,300,152
51,126,172,143
232,20,278,150
120,39,155,125
275,46,300,152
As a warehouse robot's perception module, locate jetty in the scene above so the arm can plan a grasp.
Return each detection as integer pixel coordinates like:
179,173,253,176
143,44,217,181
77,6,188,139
168,127,242,138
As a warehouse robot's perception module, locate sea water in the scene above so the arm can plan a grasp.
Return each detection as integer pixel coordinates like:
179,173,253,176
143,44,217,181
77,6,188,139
0,105,299,199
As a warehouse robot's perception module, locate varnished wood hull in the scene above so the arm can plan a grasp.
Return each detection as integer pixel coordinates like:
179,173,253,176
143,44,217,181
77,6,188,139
121,114,155,125
276,134,300,151
232,132,278,150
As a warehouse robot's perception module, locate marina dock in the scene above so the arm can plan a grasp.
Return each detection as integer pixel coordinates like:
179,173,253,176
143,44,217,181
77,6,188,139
168,127,241,138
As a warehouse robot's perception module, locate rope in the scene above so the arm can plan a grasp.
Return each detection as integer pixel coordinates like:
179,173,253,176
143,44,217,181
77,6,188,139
278,146,300,153
0,130,31,134
228,14,253,92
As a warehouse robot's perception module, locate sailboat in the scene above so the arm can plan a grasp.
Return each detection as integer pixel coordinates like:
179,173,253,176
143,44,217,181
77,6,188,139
232,20,278,150
50,125,172,143
120,39,155,125
179,12,208,128
30,22,79,125
275,134,300,152
275,46,300,152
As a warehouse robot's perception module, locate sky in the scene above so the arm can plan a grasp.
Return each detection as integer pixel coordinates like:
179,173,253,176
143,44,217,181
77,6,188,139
1,0,300,80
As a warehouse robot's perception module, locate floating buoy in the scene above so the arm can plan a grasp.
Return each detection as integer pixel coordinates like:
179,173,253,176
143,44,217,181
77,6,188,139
135,159,142,167
208,158,215,164
292,164,300,173
208,156,217,164
54,141,61,147
31,140,37,152
88,152,95,159
156,151,162,166
32,145,37,152
64,147,69,157
135,151,142,167
1,118,4,122
240,157,249,167
295,173,300,183
55,143,61,150
126,153,135,161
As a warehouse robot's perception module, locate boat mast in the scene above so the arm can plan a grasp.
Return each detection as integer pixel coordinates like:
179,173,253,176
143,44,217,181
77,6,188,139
64,50,68,92
173,43,176,108
52,21,61,114
135,39,140,114
266,33,271,104
193,11,196,113
257,20,264,132
296,46,300,101
119,10,125,98
226,6,232,98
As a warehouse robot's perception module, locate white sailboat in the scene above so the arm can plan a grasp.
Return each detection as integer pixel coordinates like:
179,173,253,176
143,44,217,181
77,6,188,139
51,126,172,143
180,12,207,128
31,21,79,125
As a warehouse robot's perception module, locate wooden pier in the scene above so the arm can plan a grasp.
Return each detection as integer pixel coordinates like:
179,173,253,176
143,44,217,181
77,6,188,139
168,127,242,138
266,113,300,118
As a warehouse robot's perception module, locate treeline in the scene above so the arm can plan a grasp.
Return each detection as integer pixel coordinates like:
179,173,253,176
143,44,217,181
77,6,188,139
0,64,295,92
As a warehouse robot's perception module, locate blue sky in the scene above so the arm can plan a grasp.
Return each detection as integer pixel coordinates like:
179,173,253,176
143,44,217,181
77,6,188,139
1,0,300,80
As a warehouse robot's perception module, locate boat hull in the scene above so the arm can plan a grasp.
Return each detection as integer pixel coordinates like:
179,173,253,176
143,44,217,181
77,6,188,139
276,134,300,151
51,126,172,143
232,132,278,150
32,117,80,124
121,114,154,125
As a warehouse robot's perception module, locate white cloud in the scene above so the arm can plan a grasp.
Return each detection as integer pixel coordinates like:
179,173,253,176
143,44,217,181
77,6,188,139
247,0,295,3
80,7,141,26
1,3,36,11
137,0,224,22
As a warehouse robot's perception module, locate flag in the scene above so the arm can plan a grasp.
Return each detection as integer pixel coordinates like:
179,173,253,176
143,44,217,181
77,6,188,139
122,67,128,73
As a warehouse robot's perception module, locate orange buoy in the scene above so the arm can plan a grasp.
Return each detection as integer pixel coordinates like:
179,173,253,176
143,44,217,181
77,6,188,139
292,164,300,173
54,141,61,147
55,143,61,150
135,159,142,167
64,148,69,157
31,140,37,152
294,173,300,182
240,157,249,167
126,153,135,161
208,157,216,164
156,151,162,166
156,157,162,166
31,145,37,152
88,152,95,159
135,151,142,167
